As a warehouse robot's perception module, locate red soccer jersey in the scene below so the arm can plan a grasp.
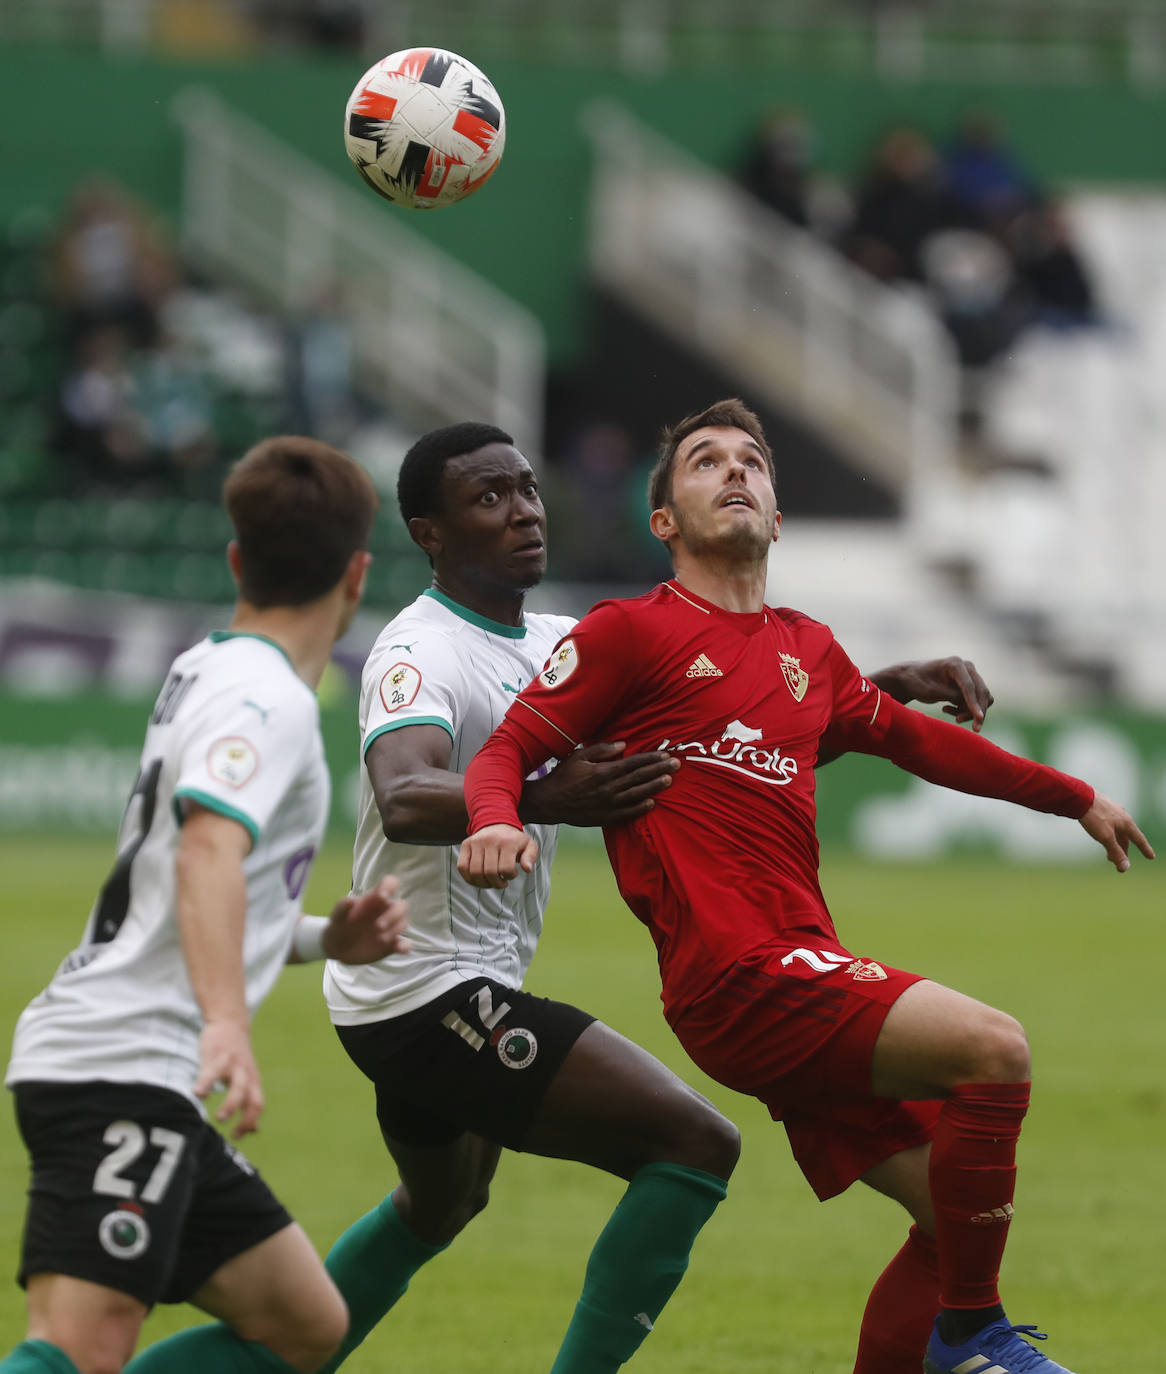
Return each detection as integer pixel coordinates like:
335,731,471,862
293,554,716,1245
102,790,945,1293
466,581,1093,1019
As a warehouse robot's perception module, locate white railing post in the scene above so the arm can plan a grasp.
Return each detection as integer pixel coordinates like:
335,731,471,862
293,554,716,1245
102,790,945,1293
581,98,960,500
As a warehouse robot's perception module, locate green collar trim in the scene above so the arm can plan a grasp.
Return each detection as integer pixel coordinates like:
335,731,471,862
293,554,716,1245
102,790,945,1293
209,630,295,669
424,588,526,639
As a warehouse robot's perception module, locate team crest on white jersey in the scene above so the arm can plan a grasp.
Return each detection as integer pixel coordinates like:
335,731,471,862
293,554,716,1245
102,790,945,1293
380,662,422,713
207,737,259,788
539,639,578,689
779,652,809,702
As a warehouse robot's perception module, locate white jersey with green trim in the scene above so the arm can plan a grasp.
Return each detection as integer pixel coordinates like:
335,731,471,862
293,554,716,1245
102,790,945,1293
7,633,329,1104
325,589,575,1024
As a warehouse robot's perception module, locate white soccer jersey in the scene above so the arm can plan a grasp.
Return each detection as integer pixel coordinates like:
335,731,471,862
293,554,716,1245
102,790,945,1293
324,588,575,1023
7,633,329,1104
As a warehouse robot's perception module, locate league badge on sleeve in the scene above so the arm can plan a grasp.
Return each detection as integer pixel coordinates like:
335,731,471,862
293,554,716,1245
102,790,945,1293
539,639,578,690
779,652,809,702
380,662,422,713
207,737,259,788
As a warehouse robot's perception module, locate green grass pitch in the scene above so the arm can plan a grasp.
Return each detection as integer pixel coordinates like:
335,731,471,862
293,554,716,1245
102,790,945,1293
0,834,1161,1371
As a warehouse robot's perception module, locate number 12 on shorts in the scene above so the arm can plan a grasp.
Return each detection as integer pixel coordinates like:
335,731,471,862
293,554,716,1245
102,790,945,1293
94,1120,187,1205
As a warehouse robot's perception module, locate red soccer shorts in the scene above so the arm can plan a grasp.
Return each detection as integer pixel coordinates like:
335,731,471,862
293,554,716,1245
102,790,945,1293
666,940,942,1200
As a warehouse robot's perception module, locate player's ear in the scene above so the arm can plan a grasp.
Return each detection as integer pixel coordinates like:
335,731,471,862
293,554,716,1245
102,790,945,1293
408,516,442,558
649,506,676,545
226,539,243,583
773,509,782,544
347,550,372,603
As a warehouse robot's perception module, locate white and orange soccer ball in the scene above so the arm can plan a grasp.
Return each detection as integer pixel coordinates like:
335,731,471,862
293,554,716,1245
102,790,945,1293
343,47,506,210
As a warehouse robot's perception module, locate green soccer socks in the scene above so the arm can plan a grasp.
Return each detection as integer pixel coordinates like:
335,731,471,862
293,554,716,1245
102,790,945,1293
123,1325,301,1373
316,1194,449,1372
122,1195,446,1373
0,1342,81,1374
549,1161,728,1373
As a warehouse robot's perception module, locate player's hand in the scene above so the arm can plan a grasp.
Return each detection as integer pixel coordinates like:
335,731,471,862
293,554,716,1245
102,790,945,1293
1078,794,1155,873
522,742,679,827
323,876,412,964
194,1019,263,1139
458,824,539,889
876,657,994,731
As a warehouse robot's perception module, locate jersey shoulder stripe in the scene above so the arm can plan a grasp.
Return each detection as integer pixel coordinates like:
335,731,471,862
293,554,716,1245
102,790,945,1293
771,606,825,631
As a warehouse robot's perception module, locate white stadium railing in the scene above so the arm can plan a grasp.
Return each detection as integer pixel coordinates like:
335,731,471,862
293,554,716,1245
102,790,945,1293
171,87,545,457
582,100,962,509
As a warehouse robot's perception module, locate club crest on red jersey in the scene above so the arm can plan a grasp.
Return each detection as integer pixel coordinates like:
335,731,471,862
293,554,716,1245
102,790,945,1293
847,959,888,982
779,652,809,702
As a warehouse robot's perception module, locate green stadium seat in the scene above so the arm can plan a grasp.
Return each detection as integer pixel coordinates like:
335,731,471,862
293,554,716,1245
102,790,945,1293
31,499,85,549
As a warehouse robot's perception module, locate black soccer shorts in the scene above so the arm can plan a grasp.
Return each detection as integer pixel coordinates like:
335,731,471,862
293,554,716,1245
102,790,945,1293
335,977,595,1149
13,1080,292,1306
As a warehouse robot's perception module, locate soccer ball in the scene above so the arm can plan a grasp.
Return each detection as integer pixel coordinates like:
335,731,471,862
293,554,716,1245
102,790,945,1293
343,47,506,210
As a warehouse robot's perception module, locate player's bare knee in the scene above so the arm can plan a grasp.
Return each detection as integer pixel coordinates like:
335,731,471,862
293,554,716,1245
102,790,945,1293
968,1012,1030,1083
671,1101,741,1180
402,1184,491,1245
280,1292,349,1371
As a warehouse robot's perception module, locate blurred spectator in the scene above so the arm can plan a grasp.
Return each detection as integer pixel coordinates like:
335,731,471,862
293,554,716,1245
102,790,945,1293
920,229,1031,370
56,327,151,486
942,111,1038,232
551,421,667,584
1008,201,1100,330
285,280,359,443
50,179,176,350
130,334,218,484
248,0,368,50
847,127,964,282
738,108,814,229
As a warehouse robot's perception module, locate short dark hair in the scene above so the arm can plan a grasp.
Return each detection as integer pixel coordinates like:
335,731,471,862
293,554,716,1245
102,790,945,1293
223,436,377,608
647,398,776,512
397,422,514,525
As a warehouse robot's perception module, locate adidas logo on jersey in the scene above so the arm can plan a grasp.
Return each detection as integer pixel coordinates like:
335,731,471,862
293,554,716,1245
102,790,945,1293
686,654,723,678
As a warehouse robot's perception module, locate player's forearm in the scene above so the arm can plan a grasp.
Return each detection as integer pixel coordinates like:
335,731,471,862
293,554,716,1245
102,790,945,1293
175,836,250,1027
377,769,471,845
465,718,547,833
880,699,1093,817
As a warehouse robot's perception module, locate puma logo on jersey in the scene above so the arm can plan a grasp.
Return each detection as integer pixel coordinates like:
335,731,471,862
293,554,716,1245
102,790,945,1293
242,700,272,724
686,654,723,678
389,642,417,653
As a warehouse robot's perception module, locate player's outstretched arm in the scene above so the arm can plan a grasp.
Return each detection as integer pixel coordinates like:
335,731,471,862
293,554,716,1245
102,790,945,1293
1078,794,1156,873
368,723,674,843
818,657,994,769
458,824,538,889
174,805,264,1139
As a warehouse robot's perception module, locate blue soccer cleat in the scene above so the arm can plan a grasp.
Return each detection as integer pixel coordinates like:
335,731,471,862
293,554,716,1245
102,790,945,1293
923,1316,1077,1374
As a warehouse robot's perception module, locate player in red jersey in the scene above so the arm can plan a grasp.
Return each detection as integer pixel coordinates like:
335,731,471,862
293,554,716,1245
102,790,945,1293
458,399,1154,1374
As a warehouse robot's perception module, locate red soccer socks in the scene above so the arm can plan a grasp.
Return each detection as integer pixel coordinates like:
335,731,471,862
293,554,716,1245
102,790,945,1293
853,1224,940,1374
930,1081,1030,1316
